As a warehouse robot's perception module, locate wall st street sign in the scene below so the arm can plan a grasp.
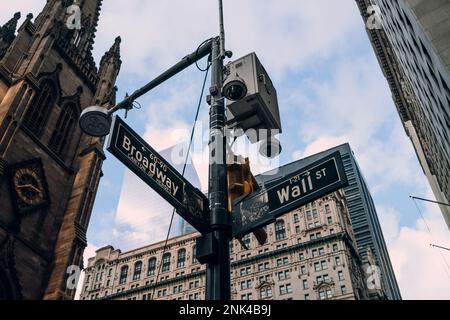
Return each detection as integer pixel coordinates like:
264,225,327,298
107,116,211,234
232,152,348,237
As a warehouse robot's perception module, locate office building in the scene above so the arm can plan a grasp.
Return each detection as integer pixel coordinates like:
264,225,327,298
80,144,395,300
355,0,450,228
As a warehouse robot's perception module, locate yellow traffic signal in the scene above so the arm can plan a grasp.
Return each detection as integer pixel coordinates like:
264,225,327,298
227,158,267,245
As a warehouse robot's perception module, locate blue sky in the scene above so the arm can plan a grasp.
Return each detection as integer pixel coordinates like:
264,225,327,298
1,0,449,299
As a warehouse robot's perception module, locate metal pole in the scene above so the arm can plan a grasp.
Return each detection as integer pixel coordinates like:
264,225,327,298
218,0,226,58
108,39,214,115
206,37,230,300
410,196,450,207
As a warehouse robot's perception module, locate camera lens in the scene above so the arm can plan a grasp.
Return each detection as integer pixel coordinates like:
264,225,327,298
224,80,247,101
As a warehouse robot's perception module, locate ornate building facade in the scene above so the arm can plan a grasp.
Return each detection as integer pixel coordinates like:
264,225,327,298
80,190,383,301
0,0,121,299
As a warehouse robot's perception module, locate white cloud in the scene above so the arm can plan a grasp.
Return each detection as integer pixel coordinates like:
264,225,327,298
378,195,450,299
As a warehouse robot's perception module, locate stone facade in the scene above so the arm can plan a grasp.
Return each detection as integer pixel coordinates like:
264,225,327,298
0,0,121,299
80,191,381,300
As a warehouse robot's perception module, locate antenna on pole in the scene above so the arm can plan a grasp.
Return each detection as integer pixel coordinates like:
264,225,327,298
218,0,226,58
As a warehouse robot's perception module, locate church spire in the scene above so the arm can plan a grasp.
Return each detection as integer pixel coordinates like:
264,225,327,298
0,12,21,43
95,36,122,106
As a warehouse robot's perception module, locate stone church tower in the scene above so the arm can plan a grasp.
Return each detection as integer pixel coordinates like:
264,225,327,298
0,0,121,299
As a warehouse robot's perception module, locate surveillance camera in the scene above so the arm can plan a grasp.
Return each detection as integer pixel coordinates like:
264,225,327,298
223,79,247,101
79,106,112,137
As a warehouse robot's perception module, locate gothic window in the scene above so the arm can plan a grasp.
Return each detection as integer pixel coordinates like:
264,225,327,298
49,102,78,157
119,266,128,284
177,249,186,268
23,80,56,137
133,261,142,281
275,220,286,241
162,253,171,273
147,258,156,276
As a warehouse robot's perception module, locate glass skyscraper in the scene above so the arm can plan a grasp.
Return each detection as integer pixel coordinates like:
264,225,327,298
256,143,402,300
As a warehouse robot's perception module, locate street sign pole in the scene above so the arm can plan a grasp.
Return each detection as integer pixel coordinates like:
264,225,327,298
205,36,231,300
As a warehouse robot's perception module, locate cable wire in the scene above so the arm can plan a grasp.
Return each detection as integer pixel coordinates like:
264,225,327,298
411,197,450,281
151,65,210,299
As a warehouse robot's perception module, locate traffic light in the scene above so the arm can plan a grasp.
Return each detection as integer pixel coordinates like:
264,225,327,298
227,157,267,246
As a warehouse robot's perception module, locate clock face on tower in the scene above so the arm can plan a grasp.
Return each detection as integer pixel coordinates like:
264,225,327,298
8,158,50,214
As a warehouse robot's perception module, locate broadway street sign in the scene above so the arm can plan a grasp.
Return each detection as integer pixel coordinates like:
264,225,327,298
232,152,348,237
107,116,211,234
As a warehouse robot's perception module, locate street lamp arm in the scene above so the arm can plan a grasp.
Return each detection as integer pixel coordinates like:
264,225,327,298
108,38,215,115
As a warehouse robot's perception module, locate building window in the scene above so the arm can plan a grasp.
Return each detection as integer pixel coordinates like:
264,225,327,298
332,244,338,252
23,80,56,137
177,249,186,268
295,225,300,234
335,256,342,266
299,253,305,261
133,261,142,281
341,285,347,295
314,262,320,272
192,246,198,264
275,220,286,241
260,286,273,299
312,208,318,219
326,288,333,299
300,265,306,274
303,280,309,290
119,266,128,284
286,283,292,293
294,213,299,223
162,253,171,273
304,294,310,300
327,216,333,224
279,284,292,295
278,270,291,281
49,102,78,156
319,290,326,300
306,210,312,220
321,260,328,270
148,257,156,276
241,279,252,290
338,271,344,281
276,257,289,267
241,293,252,300
325,204,331,214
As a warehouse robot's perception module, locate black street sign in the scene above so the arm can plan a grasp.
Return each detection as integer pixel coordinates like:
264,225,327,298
232,152,348,238
107,116,211,234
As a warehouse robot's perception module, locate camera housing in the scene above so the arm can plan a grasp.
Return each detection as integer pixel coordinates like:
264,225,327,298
224,52,282,144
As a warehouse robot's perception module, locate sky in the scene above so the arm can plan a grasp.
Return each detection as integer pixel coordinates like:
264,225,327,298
1,0,450,300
